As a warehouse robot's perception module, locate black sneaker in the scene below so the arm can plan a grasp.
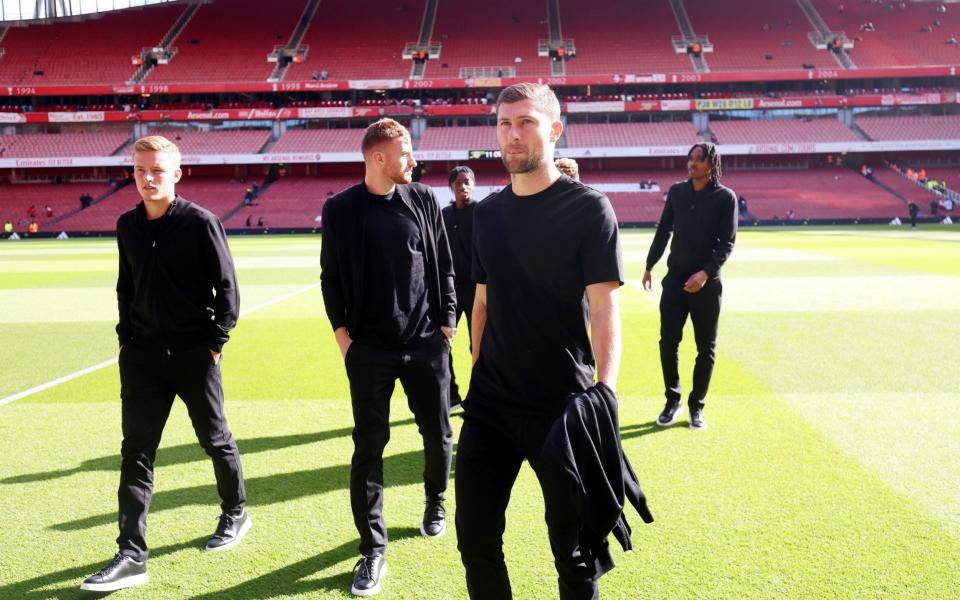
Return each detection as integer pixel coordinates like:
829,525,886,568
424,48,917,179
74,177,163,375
351,553,387,597
420,498,446,538
205,510,252,552
79,553,148,592
689,407,707,430
450,397,464,414
656,399,683,426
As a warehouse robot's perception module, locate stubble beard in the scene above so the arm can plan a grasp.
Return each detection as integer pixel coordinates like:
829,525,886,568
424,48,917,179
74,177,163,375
501,148,544,174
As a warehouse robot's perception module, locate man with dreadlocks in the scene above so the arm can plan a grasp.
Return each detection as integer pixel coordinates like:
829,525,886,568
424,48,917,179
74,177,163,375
642,142,737,430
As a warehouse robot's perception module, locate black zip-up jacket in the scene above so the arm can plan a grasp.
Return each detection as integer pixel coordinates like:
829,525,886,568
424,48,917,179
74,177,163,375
645,179,737,281
320,182,457,334
116,196,239,353
542,383,655,575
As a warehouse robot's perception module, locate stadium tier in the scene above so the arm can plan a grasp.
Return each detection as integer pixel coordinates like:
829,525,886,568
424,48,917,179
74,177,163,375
870,167,943,207
285,0,423,81
228,176,359,229
683,0,837,71
423,0,549,79
0,3,183,85
564,122,704,147
0,132,129,158
49,178,252,233
0,182,110,229
270,129,366,154
856,115,960,141
144,130,272,155
720,169,906,220
558,0,694,75
145,0,306,83
418,127,499,151
923,167,960,192
811,0,960,67
709,119,860,144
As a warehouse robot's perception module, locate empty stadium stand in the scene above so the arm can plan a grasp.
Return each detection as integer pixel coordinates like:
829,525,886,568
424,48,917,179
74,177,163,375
683,0,837,70
870,167,942,207
285,0,423,81
0,3,183,85
0,182,111,231
564,122,703,148
0,133,129,158
811,0,960,67
856,115,960,141
709,118,860,144
720,169,905,219
51,178,251,232
145,130,271,155
424,0,550,79
558,0,694,75
145,0,305,83
270,128,365,154
228,176,359,228
418,127,498,151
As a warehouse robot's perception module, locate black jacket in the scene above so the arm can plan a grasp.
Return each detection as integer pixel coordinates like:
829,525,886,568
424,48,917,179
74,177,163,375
116,196,239,353
320,182,457,334
646,179,737,281
440,201,475,287
542,382,654,574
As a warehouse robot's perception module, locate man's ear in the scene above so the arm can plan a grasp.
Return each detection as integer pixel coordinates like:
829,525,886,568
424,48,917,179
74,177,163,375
549,119,564,143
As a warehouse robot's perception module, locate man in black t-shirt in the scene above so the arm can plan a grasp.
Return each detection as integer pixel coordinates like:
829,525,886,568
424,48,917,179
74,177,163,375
440,165,477,409
320,119,457,597
643,143,737,431
456,83,623,600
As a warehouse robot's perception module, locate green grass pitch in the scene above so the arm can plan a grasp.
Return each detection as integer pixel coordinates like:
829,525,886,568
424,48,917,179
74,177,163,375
1,227,958,599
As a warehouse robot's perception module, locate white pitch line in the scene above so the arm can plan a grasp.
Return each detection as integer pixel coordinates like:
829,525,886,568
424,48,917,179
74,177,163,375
0,282,320,408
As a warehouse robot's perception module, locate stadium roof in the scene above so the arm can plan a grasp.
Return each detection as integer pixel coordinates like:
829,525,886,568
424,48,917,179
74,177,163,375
0,0,176,23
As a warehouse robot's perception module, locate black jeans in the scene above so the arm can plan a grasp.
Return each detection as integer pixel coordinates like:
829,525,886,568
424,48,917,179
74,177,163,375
659,275,723,410
455,414,599,600
117,344,246,561
449,283,476,405
345,334,453,557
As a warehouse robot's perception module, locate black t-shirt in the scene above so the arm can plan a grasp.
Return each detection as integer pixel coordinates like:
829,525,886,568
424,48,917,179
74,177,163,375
441,201,475,287
355,188,435,348
468,175,623,417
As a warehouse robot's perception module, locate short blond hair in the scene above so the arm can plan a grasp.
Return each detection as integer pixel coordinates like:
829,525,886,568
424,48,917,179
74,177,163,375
554,157,579,180
362,118,411,155
133,135,181,165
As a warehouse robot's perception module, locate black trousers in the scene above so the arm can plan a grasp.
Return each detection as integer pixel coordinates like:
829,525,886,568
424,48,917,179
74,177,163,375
449,283,476,405
455,414,599,600
117,344,246,561
345,334,453,557
659,275,723,410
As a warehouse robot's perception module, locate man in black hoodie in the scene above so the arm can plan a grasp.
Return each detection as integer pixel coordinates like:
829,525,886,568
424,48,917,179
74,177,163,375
321,119,457,597
81,136,250,593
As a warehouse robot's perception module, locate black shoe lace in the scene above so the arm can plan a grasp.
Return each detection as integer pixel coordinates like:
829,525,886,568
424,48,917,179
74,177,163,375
98,554,127,577
214,513,236,537
425,500,445,523
354,555,380,579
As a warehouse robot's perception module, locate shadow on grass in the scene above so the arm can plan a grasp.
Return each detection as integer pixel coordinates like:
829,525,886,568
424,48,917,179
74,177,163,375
3,419,414,485
187,527,422,600
620,420,681,440
53,447,433,532
0,536,206,599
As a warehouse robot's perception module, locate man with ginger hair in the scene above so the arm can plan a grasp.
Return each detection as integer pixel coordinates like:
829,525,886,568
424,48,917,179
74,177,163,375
82,135,250,592
456,83,624,599
554,157,580,181
320,118,457,597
